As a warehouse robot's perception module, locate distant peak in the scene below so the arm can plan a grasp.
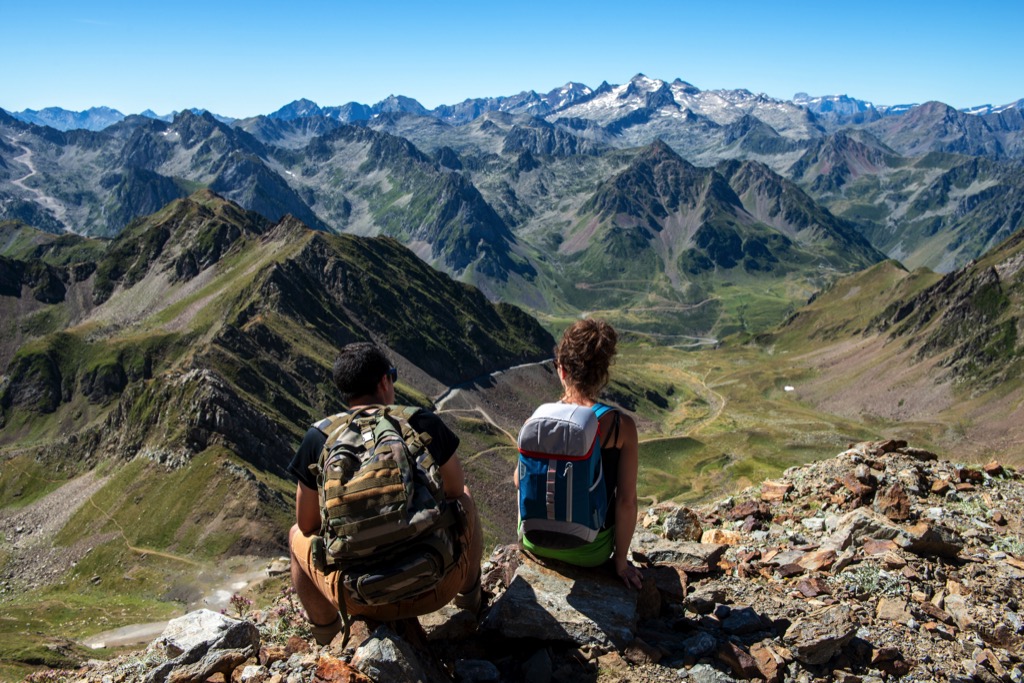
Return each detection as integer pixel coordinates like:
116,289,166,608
639,138,686,164
671,78,700,94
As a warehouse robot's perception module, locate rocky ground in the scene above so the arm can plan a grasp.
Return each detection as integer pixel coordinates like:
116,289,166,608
27,440,1024,682
0,470,114,597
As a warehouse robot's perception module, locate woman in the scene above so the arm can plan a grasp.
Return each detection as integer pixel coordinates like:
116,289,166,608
516,319,642,589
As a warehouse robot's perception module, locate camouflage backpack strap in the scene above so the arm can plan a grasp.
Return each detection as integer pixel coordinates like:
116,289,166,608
386,405,449,507
307,408,366,479
386,405,433,454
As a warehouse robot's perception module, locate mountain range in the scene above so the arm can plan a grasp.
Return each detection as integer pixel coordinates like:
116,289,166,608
9,80,1024,133
0,191,553,557
4,74,1021,345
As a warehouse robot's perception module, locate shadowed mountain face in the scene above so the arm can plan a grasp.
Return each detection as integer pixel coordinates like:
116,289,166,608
866,101,1013,158
789,131,1024,272
0,191,554,466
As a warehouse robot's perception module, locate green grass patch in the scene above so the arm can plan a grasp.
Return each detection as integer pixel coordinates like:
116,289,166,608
0,455,72,509
55,447,267,559
607,340,882,503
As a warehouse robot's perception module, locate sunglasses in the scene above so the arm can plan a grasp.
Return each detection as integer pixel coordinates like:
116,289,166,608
387,367,398,382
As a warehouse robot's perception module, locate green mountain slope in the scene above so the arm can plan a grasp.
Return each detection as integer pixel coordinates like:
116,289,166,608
789,132,1024,272
543,141,885,337
755,225,1024,462
868,226,1024,388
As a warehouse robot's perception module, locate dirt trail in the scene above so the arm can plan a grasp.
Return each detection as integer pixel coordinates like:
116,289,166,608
85,497,199,567
434,360,548,409
681,368,726,437
436,404,517,444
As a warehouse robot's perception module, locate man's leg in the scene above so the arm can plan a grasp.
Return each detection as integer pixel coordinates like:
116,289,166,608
456,487,484,593
289,524,342,642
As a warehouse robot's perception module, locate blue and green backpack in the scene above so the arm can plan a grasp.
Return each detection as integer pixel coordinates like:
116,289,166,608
517,402,613,549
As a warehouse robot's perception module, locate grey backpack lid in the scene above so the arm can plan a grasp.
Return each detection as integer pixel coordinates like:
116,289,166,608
518,402,599,458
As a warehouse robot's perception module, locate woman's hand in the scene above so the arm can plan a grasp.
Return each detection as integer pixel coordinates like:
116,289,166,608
615,555,643,589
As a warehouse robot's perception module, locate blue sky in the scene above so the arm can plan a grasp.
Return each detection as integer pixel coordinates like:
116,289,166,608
4,0,1022,118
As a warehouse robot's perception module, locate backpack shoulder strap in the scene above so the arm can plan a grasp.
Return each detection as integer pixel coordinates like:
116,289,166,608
591,402,620,448
312,411,350,435
387,404,423,421
385,404,433,454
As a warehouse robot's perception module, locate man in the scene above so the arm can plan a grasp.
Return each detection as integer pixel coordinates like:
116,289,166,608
288,342,483,645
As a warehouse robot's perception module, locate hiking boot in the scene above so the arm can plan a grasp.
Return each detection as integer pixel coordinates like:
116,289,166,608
310,613,342,646
452,572,482,614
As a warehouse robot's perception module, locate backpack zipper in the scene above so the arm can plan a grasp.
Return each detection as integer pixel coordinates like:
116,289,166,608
564,461,573,522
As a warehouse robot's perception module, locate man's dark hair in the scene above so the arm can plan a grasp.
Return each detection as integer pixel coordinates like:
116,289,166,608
332,342,392,402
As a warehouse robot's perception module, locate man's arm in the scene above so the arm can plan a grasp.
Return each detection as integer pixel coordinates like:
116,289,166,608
439,456,466,500
296,481,321,535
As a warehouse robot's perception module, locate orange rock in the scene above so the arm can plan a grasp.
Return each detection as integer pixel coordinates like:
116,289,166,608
984,461,1005,477
761,480,793,503
751,642,786,683
313,655,373,683
701,529,743,545
862,539,900,555
797,549,836,572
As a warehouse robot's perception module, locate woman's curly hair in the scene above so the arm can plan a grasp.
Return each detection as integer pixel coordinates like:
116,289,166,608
555,319,618,400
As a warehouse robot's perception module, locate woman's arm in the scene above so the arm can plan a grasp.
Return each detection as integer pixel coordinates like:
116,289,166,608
613,413,642,588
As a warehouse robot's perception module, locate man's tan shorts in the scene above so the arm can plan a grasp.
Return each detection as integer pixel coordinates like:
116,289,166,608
291,499,476,621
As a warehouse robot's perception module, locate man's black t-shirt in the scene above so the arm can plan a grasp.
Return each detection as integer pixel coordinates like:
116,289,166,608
288,408,460,490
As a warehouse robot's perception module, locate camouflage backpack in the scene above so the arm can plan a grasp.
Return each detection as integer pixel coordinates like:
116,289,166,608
308,404,460,606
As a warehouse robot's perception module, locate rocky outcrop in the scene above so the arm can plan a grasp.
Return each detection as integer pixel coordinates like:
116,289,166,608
102,366,293,473
34,441,1024,682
